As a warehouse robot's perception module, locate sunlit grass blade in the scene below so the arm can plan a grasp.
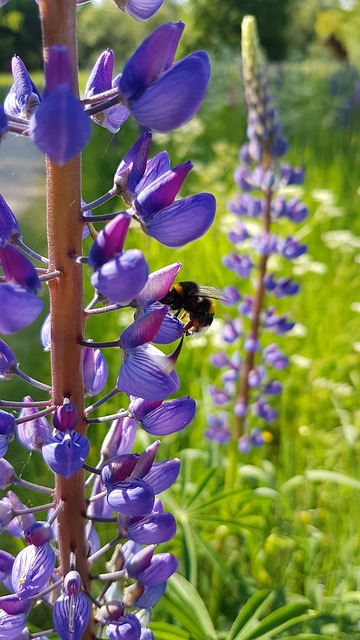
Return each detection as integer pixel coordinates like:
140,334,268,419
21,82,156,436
235,603,310,640
150,621,191,640
226,590,272,640
162,574,218,640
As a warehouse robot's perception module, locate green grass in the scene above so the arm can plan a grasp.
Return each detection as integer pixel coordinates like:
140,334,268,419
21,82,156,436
2,57,360,637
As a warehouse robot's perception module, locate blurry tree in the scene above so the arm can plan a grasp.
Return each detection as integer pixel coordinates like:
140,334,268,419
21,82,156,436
316,1,360,66
77,0,180,69
180,0,292,60
0,0,42,71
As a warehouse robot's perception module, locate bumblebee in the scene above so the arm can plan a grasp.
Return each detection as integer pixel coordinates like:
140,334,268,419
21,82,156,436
160,281,226,336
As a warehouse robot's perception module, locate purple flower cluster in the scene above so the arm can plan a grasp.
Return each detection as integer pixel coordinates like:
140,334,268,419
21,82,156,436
206,16,308,453
0,11,214,640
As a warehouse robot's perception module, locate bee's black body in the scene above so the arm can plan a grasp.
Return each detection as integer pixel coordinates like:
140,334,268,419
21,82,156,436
160,281,225,335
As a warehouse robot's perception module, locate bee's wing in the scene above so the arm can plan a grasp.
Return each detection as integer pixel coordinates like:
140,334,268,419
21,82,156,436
193,285,227,301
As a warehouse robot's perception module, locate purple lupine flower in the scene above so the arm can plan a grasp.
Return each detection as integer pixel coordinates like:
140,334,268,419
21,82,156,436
17,399,50,451
12,542,56,598
0,609,28,640
126,545,178,586
88,475,114,520
0,284,43,334
0,459,15,489
0,501,13,536
281,236,307,260
286,198,308,223
208,385,230,405
91,248,149,305
53,402,78,431
114,131,152,200
30,46,91,165
254,398,278,422
4,55,41,119
4,492,35,537
0,550,15,590
85,49,130,133
24,521,53,546
101,416,137,459
262,344,289,369
82,343,108,396
118,307,181,400
88,213,131,270
130,396,196,435
248,366,265,388
42,430,90,478
113,0,163,21
53,590,91,640
117,506,176,544
142,458,181,494
106,613,141,640
140,630,155,640
0,410,16,457
132,581,167,609
0,196,22,246
133,162,216,248
204,413,230,444
118,22,211,132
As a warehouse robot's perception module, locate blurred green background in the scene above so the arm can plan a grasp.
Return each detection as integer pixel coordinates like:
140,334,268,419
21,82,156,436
1,1,360,638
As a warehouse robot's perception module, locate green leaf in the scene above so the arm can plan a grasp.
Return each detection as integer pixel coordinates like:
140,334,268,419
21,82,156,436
184,466,219,508
179,515,198,586
305,469,360,490
150,621,191,640
163,574,218,640
226,590,272,640
239,603,309,640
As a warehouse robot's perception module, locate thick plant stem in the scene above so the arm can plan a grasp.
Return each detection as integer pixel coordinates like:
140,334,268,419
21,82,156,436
38,0,94,637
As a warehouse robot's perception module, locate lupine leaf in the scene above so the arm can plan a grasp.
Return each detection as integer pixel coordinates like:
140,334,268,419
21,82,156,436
179,515,197,586
163,574,218,640
226,590,272,640
236,603,310,640
150,621,190,640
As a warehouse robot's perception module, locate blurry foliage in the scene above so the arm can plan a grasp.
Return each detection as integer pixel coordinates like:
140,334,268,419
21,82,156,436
0,0,42,71
316,2,360,67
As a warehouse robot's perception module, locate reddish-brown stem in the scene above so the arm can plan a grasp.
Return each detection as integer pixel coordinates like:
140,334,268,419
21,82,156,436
38,1,94,638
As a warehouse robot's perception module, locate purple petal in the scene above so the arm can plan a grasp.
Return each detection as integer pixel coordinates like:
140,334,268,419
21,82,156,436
101,416,137,459
42,431,90,478
135,162,193,218
141,397,196,435
140,630,155,640
120,306,167,351
12,543,56,598
150,307,184,344
44,46,73,96
130,51,211,132
137,262,181,308
133,552,177,586
85,49,114,97
4,492,35,537
132,440,160,478
119,23,184,100
29,85,91,166
0,410,16,437
40,313,51,350
0,284,43,334
114,131,152,196
95,103,130,134
127,511,176,544
53,592,91,640
0,338,17,375
107,478,154,516
0,104,8,141
0,245,41,292
88,213,131,270
88,476,113,519
0,195,22,246
82,345,108,396
106,615,141,640
120,0,164,21
143,459,180,493
0,594,32,615
6,55,41,119
141,193,216,247
0,610,27,640
117,344,180,401
135,582,166,608
0,459,15,489
136,151,171,194
91,249,148,304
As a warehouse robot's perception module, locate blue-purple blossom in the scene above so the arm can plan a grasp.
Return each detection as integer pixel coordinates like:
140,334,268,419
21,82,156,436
29,46,91,165
53,402,79,431
17,399,50,451
0,284,43,334
0,104,7,141
24,521,53,546
0,458,15,489
0,410,16,457
205,413,231,444
113,0,164,21
0,550,15,588
4,55,41,119
12,543,56,598
130,396,196,435
53,591,91,640
85,49,130,133
101,416,137,459
117,505,176,544
0,195,22,246
42,430,90,478
3,492,35,537
0,609,28,640
118,22,211,132
82,343,108,396
106,613,141,640
91,248,149,304
88,213,131,270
